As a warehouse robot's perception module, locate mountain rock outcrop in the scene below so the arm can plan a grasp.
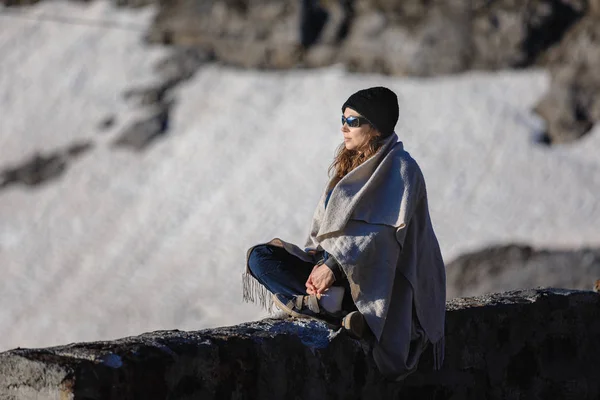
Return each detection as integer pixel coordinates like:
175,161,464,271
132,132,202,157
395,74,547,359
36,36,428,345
4,0,599,142
144,0,600,143
447,244,600,298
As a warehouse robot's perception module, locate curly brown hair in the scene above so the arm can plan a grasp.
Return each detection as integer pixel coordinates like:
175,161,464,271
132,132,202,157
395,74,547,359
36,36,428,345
327,127,386,188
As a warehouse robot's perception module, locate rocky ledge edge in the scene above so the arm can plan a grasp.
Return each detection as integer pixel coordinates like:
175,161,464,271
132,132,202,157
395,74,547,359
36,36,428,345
1,288,600,399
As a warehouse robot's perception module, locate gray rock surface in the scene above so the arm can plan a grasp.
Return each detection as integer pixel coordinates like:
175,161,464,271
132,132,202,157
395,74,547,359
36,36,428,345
2,289,600,399
114,48,211,151
535,12,600,143
144,0,586,74
447,244,600,299
5,0,600,143
0,141,93,190
143,0,599,143
4,0,599,142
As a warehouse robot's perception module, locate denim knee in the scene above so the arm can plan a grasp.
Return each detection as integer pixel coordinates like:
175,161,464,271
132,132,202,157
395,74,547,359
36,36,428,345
248,244,276,278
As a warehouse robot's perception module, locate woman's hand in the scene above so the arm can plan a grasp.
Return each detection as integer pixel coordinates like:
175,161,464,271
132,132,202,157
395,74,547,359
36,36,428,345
305,264,335,295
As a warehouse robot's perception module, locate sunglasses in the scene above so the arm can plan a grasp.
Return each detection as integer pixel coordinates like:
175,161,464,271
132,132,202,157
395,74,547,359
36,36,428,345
341,115,370,128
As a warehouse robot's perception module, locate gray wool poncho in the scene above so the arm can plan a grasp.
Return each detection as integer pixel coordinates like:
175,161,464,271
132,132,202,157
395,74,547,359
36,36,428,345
243,132,446,379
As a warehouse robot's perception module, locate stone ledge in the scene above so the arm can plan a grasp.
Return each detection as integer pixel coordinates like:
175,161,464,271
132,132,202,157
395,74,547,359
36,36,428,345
1,288,600,399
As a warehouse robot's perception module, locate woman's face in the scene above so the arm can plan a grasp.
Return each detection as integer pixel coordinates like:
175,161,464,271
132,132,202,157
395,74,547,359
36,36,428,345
341,107,374,152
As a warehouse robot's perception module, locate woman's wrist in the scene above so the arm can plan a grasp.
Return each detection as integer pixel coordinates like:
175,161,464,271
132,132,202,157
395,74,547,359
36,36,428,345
323,257,343,282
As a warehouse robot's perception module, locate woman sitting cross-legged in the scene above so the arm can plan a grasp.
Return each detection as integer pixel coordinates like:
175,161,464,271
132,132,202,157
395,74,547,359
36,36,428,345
243,86,446,381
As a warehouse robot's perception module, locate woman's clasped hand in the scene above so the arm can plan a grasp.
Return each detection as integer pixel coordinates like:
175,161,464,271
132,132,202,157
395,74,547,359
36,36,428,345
305,264,335,295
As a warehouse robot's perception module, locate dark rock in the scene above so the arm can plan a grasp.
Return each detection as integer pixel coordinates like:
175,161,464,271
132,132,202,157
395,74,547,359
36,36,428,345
66,141,94,157
123,84,170,107
112,106,170,151
154,47,213,83
98,115,117,132
140,0,597,143
0,153,67,189
1,289,600,399
118,48,207,151
3,0,152,6
0,140,93,190
346,0,585,74
534,15,600,143
299,0,329,48
145,0,585,74
531,130,552,145
124,48,210,108
471,0,585,69
2,0,39,6
145,0,301,69
113,0,154,8
447,244,600,298
6,0,599,144
1,0,591,76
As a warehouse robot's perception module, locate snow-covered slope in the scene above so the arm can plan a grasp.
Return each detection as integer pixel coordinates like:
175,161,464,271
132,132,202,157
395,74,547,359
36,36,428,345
1,0,599,351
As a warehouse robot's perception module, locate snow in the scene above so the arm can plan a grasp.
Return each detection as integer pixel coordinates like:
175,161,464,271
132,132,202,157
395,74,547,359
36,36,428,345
0,0,599,351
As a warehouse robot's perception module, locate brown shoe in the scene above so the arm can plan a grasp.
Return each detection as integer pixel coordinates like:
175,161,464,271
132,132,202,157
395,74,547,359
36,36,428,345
272,293,343,326
341,311,366,339
273,293,320,319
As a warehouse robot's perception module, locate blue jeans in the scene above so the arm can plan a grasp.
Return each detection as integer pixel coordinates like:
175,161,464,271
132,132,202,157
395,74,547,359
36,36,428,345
247,244,356,312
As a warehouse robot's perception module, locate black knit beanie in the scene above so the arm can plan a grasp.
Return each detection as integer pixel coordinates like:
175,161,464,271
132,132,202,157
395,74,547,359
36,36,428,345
342,86,399,138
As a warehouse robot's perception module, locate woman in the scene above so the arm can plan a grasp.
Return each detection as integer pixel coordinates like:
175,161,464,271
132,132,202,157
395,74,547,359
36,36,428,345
243,87,446,380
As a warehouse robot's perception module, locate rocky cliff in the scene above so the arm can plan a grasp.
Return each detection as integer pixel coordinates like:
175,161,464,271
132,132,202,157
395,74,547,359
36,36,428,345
4,0,600,143
2,288,599,399
143,0,600,143
447,244,600,298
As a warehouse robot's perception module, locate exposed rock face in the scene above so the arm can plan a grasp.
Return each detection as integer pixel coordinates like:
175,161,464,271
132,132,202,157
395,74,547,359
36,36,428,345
535,14,600,143
114,48,212,151
447,244,600,299
1,289,600,399
146,0,302,69
145,0,586,74
143,0,599,143
0,141,93,190
4,0,599,142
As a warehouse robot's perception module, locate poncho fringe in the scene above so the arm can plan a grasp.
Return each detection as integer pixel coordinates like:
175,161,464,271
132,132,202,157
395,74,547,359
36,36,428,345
242,270,274,312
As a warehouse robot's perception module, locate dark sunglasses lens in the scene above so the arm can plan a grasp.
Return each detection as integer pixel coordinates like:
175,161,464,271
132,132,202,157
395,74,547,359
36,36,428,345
347,117,360,127
342,115,362,127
